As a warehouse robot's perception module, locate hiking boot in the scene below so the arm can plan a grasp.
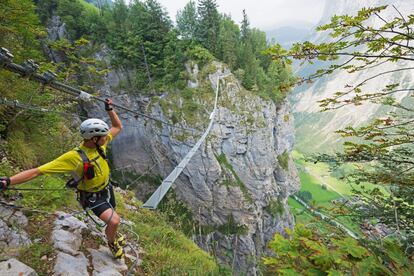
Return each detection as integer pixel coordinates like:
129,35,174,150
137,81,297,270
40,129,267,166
108,241,124,259
116,234,126,247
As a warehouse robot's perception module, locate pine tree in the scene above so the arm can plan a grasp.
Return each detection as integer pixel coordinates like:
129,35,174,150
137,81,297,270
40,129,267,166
197,0,220,55
176,0,198,40
217,15,240,69
240,9,250,43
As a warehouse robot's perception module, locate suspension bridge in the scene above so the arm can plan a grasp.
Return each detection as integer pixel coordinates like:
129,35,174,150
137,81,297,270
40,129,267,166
0,47,230,209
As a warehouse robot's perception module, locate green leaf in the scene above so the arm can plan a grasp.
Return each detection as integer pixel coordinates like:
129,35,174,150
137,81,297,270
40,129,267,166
279,268,302,276
383,239,409,267
268,234,291,256
332,237,368,259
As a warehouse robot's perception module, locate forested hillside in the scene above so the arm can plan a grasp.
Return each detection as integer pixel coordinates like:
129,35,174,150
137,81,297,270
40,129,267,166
2,0,413,275
0,0,297,274
0,0,295,178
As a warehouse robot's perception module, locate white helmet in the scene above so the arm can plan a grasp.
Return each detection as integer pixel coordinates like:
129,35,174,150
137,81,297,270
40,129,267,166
80,118,109,139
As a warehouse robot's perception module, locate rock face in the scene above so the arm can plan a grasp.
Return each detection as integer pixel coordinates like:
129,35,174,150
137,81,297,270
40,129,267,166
292,0,414,153
42,15,68,63
52,211,130,276
0,258,38,276
0,191,141,276
42,14,299,273
90,62,300,274
0,206,31,256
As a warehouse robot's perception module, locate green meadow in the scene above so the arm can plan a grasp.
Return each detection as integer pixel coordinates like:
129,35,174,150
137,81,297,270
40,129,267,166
289,150,363,235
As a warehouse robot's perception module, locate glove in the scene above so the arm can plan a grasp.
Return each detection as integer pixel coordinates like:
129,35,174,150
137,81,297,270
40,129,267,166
0,177,10,191
105,98,113,111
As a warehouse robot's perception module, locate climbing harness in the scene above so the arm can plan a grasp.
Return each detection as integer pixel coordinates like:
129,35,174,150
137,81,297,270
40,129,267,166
65,148,101,188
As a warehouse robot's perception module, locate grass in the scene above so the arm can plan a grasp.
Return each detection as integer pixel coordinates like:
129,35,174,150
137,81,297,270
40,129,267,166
114,191,228,275
291,150,371,236
265,199,285,217
299,171,341,204
277,150,289,171
127,210,225,275
293,150,387,196
19,215,56,275
216,153,253,203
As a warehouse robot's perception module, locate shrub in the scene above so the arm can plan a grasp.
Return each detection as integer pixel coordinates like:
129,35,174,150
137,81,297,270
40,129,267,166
186,46,214,67
265,199,285,217
277,150,289,170
263,224,414,275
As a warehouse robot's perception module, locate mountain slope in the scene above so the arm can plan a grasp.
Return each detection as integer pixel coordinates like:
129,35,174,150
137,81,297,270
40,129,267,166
291,0,414,153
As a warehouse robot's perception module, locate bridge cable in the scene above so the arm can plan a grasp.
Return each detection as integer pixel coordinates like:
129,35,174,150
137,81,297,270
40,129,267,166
142,74,230,209
0,96,197,149
0,48,201,134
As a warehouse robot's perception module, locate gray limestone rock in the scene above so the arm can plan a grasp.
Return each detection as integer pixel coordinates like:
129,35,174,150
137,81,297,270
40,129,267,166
0,206,28,227
0,258,38,276
89,61,300,274
52,229,82,256
43,16,68,63
54,212,87,230
53,212,87,256
88,246,128,275
53,252,88,276
0,218,31,252
185,62,200,88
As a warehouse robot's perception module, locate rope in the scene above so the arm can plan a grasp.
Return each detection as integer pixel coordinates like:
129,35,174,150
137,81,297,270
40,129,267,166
0,200,57,215
0,97,198,149
0,55,202,134
5,187,67,191
120,222,141,276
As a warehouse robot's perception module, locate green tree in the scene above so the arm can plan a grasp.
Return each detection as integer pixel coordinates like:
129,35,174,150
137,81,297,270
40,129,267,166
238,41,257,90
106,0,181,91
269,5,414,253
176,0,198,40
56,0,87,39
0,0,45,60
0,0,79,168
240,9,249,43
216,15,240,68
197,0,220,55
250,28,270,68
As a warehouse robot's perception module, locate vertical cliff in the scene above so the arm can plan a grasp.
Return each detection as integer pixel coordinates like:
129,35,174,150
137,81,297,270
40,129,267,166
86,60,299,274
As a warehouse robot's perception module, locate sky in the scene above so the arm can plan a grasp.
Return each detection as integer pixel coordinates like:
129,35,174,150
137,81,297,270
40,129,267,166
126,0,327,30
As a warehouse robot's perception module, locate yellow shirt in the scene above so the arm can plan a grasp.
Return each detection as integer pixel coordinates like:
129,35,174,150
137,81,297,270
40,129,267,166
38,133,113,192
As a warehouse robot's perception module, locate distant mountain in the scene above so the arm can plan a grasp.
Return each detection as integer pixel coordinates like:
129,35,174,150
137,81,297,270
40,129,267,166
265,24,312,48
291,0,414,153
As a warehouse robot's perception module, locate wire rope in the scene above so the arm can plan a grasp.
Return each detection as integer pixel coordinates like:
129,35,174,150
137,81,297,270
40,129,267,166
142,73,230,209
0,55,202,134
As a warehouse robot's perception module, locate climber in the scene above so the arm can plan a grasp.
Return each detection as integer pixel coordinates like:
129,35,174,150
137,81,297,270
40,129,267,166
0,99,125,259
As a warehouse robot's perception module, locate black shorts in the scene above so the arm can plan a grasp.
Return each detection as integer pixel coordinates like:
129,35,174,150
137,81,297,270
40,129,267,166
79,185,116,217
